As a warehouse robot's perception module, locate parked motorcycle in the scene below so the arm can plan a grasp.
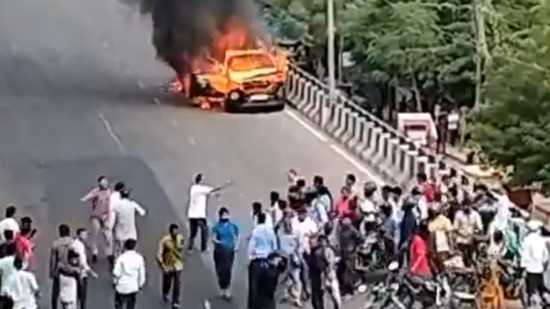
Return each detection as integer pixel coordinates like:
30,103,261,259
499,260,528,307
362,261,408,309
389,268,479,309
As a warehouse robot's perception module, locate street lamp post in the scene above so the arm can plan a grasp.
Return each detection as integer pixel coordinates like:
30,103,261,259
326,0,336,128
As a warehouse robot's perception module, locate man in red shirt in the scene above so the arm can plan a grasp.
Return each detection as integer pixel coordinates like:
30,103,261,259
81,175,113,262
16,217,36,269
417,172,437,203
335,187,357,222
409,222,432,277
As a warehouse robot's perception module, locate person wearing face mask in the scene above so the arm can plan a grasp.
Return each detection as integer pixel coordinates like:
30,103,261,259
212,208,240,300
80,176,112,263
453,204,483,267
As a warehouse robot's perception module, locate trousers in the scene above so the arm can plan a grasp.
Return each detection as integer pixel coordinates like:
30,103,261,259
213,247,235,290
90,217,113,257
162,270,182,304
114,292,137,309
188,218,208,251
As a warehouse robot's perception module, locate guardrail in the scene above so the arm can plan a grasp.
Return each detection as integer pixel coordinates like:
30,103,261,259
284,64,550,227
284,64,470,188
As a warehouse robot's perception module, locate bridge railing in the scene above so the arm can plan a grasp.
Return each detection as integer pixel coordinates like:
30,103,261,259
285,64,471,187
285,64,550,225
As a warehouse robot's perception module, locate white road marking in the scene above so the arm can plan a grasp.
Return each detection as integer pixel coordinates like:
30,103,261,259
153,97,161,106
188,138,196,146
171,119,179,126
330,144,383,184
284,109,384,184
102,42,110,48
284,109,328,142
137,81,145,89
97,111,128,156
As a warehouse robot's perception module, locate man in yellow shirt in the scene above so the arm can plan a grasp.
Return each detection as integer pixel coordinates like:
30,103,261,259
157,224,185,308
427,204,453,273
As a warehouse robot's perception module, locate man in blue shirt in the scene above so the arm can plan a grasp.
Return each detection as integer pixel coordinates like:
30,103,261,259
247,212,277,309
212,207,240,300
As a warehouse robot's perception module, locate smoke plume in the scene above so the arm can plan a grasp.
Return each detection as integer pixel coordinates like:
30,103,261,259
123,0,267,76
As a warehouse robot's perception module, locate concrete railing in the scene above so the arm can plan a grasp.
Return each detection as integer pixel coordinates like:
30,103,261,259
284,65,470,188
284,65,550,228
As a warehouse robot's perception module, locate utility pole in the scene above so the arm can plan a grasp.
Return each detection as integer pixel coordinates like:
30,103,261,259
326,0,336,128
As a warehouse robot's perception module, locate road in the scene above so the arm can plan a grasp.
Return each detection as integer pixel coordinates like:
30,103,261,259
0,0,382,308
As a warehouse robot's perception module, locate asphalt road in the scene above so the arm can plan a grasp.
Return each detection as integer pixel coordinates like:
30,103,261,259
0,0,383,308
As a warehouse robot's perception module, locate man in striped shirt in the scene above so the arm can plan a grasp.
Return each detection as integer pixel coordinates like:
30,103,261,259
81,176,113,263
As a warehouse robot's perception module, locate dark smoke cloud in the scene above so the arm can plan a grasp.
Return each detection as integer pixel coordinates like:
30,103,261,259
122,0,267,76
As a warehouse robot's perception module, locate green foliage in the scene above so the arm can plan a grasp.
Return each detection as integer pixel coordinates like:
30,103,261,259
260,0,344,47
470,0,550,188
261,0,475,99
343,0,475,98
261,0,550,188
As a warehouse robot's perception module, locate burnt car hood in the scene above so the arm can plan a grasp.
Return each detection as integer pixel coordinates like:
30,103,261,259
228,67,278,83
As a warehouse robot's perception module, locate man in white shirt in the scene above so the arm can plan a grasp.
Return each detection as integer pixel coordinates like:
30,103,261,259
0,206,19,243
113,239,146,309
3,257,39,309
71,228,96,309
360,182,379,228
252,202,273,228
291,209,318,255
0,243,17,308
187,173,232,252
247,212,277,309
520,220,549,304
109,182,125,212
113,190,146,258
489,191,511,235
269,192,284,226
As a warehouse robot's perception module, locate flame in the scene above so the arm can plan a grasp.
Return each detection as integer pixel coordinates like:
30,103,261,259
170,17,288,101
191,18,266,71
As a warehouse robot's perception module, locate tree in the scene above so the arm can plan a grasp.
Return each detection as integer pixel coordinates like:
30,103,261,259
343,0,475,112
470,0,550,188
260,0,348,76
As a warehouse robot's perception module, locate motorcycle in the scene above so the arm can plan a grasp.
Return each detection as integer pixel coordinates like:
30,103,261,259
398,269,478,309
499,260,528,306
356,232,387,271
362,261,408,309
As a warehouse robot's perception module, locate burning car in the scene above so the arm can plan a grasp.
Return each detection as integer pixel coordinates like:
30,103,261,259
186,47,288,111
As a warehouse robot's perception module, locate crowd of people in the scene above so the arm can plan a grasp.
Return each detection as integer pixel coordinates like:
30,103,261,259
0,169,547,309
206,169,549,309
0,176,158,309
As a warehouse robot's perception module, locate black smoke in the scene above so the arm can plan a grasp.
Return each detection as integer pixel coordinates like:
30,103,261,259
123,0,266,77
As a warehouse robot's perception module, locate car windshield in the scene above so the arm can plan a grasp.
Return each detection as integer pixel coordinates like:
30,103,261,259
227,53,275,72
